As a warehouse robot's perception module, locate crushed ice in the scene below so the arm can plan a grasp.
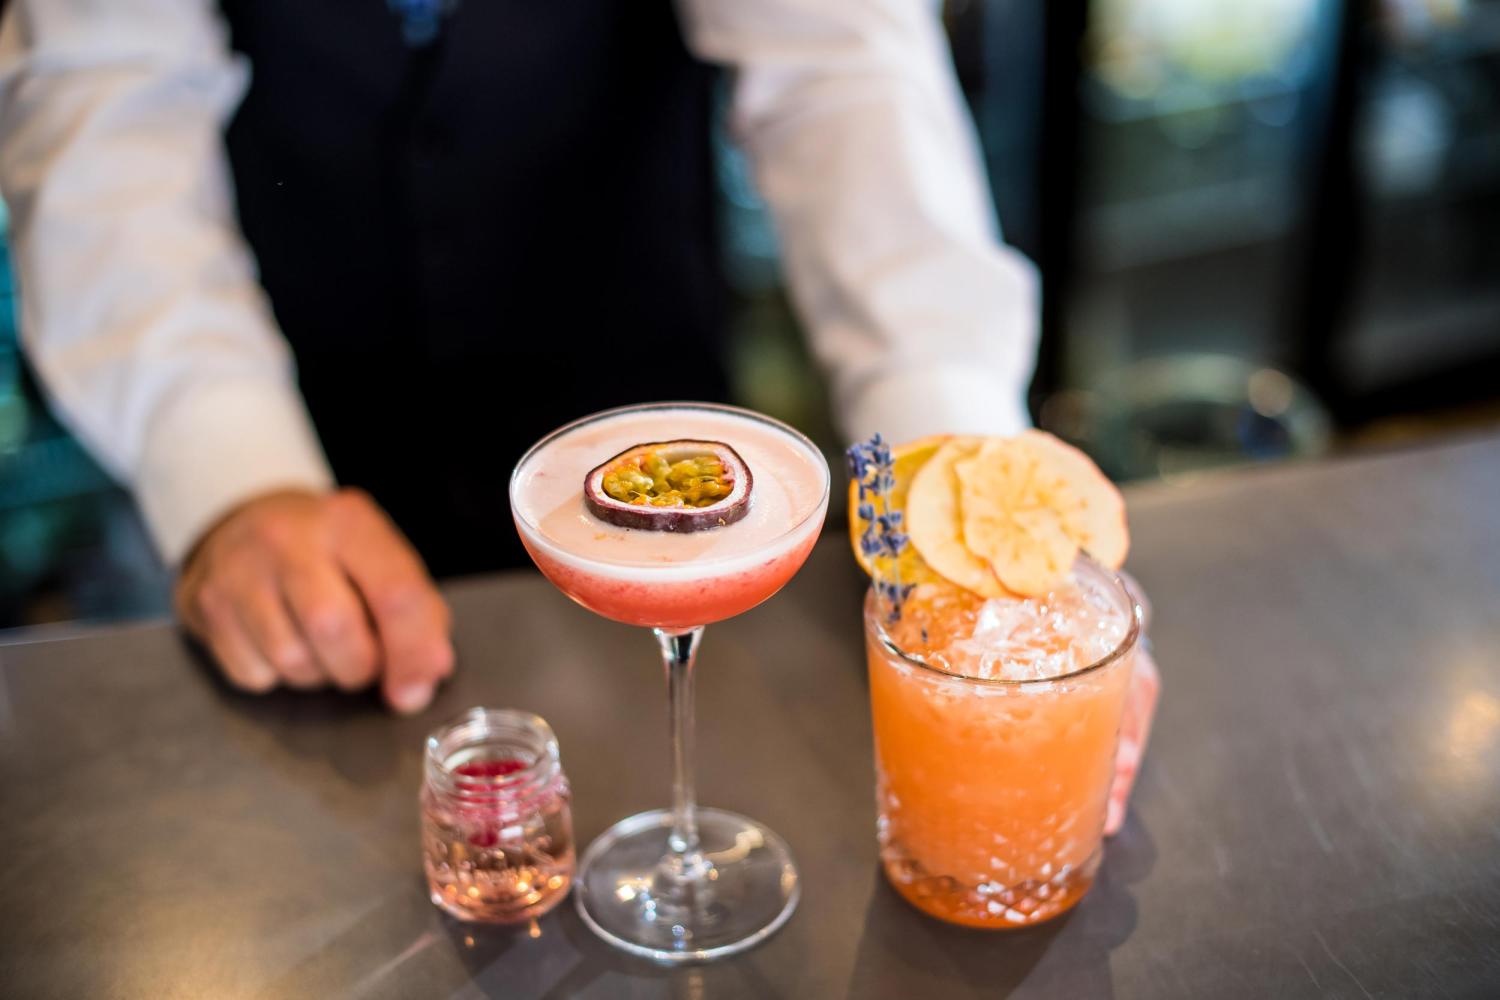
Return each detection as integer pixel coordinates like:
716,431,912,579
944,575,1128,681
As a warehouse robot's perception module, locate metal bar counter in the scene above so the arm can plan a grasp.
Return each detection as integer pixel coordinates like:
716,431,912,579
2,434,1498,998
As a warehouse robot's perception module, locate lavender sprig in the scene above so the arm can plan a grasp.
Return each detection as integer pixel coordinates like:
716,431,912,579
847,433,915,622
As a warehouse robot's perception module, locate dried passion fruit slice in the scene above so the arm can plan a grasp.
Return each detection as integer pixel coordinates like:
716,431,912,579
583,440,753,532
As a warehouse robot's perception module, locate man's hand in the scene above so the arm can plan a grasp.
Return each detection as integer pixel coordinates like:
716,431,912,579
174,488,455,713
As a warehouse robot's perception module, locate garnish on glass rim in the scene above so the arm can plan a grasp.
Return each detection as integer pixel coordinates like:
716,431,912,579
847,434,917,622
906,431,1128,596
583,440,753,533
847,430,1129,601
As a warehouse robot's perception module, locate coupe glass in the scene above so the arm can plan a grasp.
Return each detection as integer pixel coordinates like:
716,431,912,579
509,402,830,962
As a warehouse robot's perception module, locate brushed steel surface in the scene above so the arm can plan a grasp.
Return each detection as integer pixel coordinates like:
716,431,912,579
2,434,1498,998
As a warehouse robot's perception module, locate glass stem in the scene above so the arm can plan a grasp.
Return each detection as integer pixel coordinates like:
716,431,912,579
655,625,708,880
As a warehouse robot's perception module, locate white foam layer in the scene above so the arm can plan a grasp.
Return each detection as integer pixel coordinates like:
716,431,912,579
511,405,829,582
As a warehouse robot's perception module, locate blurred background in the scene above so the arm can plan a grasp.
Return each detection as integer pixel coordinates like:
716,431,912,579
1,0,1497,628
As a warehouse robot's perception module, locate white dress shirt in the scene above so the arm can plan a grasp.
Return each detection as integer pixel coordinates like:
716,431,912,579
0,0,1038,565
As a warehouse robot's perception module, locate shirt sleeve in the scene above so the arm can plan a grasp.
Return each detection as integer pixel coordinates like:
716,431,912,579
679,0,1039,444
0,0,334,566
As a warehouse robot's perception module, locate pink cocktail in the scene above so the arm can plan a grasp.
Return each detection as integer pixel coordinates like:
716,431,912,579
512,405,827,629
510,403,830,963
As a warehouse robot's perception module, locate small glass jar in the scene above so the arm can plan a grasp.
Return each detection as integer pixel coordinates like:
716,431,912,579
421,708,576,923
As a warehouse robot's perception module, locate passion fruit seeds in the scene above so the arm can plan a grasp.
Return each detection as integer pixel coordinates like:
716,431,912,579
605,453,728,507
584,440,753,532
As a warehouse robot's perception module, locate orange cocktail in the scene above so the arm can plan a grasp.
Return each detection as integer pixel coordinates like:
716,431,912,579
864,557,1140,928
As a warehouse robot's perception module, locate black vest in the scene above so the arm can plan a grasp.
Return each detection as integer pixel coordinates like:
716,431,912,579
219,1,727,574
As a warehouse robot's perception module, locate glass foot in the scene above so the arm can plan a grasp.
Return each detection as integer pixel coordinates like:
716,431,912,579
573,807,799,963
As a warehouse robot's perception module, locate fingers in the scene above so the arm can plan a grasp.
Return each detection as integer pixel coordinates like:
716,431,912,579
1105,645,1162,837
174,487,453,712
238,584,324,689
282,557,380,691
330,490,454,713
191,585,278,693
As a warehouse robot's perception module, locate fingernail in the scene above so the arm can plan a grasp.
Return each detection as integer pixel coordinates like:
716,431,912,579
389,683,434,714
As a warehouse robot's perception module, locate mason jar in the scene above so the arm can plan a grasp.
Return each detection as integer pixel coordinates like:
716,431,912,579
421,707,575,923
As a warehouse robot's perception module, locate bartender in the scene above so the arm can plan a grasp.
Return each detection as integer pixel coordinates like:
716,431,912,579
0,0,1039,712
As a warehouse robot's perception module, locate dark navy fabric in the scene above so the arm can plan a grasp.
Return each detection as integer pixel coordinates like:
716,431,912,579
218,0,726,573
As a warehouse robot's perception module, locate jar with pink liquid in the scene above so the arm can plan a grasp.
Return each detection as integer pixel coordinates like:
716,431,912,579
421,708,575,923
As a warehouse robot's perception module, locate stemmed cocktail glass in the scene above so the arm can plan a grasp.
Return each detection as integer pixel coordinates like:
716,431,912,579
509,402,830,962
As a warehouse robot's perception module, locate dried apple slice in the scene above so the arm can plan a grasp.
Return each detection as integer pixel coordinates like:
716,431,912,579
584,440,752,532
955,440,1078,596
955,431,1128,595
1018,430,1128,569
905,437,1007,598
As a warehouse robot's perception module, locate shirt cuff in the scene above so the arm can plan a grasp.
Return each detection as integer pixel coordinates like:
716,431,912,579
838,364,1032,445
135,376,335,565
